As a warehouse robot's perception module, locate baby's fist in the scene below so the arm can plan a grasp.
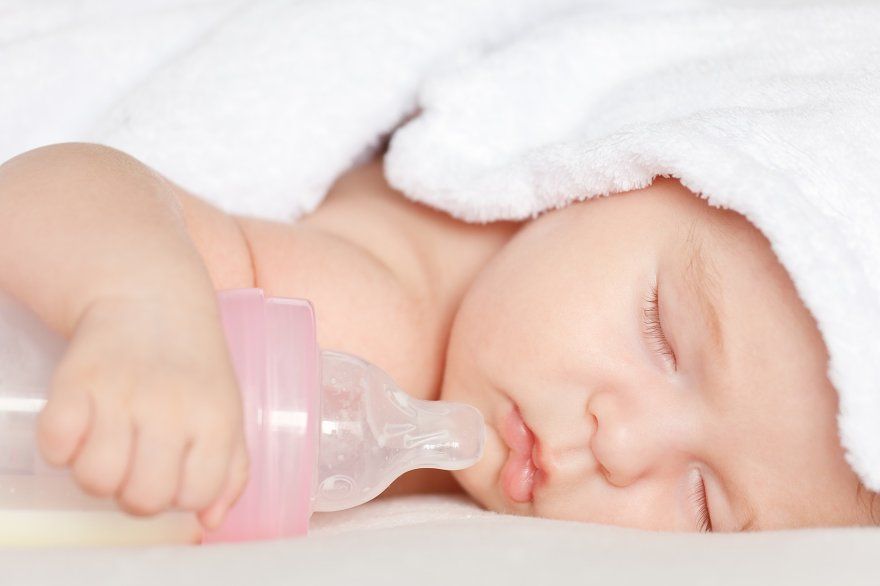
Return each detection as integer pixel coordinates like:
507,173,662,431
36,297,249,530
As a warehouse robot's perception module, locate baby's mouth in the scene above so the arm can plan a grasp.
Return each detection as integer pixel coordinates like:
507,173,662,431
499,405,543,503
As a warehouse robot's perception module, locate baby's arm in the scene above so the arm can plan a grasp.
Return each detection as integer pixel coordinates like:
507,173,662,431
0,143,250,529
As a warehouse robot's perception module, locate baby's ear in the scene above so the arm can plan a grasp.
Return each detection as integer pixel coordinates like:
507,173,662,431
856,482,880,526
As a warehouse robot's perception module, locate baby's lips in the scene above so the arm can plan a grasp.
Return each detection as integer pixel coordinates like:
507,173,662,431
501,447,538,503
499,406,539,503
501,406,535,457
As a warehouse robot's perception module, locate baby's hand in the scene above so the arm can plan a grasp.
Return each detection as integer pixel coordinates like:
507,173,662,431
35,295,249,531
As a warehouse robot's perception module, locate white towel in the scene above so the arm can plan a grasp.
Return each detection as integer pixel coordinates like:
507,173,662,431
0,0,583,217
384,1,880,491
2,0,879,490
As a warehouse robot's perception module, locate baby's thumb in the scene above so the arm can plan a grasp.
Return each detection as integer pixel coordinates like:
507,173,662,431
198,439,250,531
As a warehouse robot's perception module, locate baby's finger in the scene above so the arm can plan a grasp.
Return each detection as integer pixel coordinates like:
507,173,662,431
36,383,92,467
70,397,133,497
198,439,250,531
116,425,186,516
175,426,234,512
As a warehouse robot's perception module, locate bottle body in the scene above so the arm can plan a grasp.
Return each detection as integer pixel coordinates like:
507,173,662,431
0,287,485,546
204,288,319,543
0,288,321,546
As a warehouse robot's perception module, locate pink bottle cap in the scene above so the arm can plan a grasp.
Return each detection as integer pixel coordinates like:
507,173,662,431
202,288,319,543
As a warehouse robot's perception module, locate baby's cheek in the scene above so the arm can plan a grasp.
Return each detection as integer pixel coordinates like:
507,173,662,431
451,465,496,511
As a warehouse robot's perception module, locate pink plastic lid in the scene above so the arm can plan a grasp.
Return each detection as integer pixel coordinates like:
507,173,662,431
202,288,319,543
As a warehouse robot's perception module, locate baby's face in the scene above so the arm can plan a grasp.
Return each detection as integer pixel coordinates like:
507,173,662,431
440,178,872,532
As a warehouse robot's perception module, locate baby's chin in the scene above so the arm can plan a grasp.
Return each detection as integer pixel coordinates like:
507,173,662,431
450,467,496,511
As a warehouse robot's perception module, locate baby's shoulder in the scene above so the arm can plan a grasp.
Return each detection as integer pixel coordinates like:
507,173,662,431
299,158,438,298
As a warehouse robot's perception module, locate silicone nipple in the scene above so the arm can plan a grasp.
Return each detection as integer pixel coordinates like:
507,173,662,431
313,350,484,512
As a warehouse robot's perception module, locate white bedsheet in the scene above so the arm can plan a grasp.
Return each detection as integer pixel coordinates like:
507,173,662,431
2,494,879,586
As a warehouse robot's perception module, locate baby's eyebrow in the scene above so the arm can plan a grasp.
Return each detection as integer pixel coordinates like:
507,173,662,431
683,223,724,359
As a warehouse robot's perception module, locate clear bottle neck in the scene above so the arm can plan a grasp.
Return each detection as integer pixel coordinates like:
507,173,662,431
313,350,484,512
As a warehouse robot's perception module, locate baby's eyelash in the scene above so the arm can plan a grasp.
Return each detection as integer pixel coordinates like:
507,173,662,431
690,471,713,533
642,283,677,370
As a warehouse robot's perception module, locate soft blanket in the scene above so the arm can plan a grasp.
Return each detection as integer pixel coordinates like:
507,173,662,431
1,0,879,490
4,495,880,586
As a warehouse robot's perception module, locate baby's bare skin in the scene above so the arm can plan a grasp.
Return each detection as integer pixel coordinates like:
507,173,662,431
0,142,874,531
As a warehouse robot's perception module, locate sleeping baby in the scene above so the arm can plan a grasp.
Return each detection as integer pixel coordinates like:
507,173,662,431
0,142,875,533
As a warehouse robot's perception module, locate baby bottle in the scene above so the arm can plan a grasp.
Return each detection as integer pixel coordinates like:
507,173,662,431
0,287,485,546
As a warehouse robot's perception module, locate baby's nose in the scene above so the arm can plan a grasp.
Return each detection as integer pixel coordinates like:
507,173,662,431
587,388,695,487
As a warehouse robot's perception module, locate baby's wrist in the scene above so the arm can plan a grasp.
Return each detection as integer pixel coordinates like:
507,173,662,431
71,274,220,335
